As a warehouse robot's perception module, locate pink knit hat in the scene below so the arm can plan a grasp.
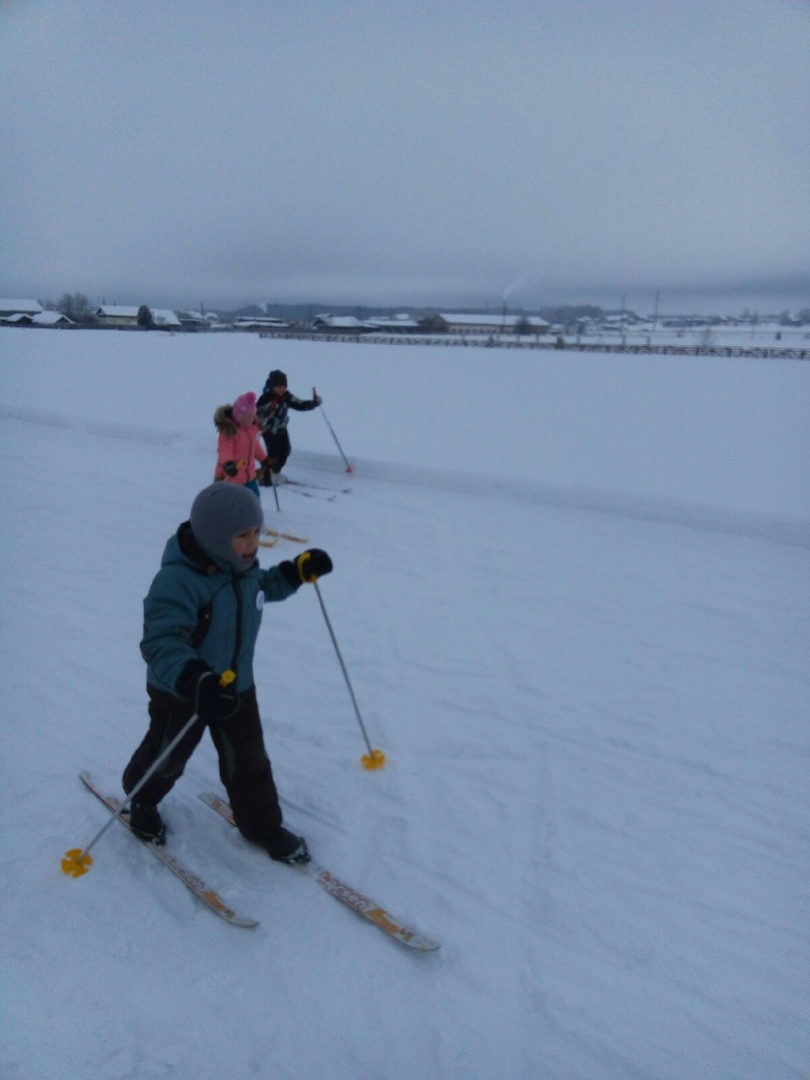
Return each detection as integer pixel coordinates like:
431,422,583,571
232,392,257,424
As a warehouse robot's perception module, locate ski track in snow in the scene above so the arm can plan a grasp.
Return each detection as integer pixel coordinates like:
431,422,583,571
1,333,809,1080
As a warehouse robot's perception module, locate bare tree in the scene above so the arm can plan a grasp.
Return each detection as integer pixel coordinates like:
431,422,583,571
57,292,91,316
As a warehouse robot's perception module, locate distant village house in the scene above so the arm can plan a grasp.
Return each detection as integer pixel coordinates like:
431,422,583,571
0,301,75,328
95,305,140,328
233,315,289,331
94,305,181,329
32,311,76,328
311,314,370,333
420,313,551,334
364,316,421,333
150,309,182,330
0,298,44,319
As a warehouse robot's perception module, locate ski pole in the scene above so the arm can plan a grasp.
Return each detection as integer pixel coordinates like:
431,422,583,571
312,580,384,769
271,466,280,511
62,671,236,876
315,388,353,473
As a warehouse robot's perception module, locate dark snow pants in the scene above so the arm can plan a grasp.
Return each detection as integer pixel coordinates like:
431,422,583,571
123,684,283,846
261,428,292,474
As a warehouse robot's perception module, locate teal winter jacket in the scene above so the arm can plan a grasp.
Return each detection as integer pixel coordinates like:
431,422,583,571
140,522,300,698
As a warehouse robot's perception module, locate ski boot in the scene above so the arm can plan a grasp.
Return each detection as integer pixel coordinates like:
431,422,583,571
128,802,167,846
265,827,310,865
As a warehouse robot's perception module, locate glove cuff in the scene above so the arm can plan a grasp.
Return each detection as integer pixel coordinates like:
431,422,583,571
175,659,211,703
279,560,302,589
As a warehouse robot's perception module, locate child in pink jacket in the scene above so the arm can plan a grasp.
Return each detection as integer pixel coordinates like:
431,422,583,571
213,392,267,497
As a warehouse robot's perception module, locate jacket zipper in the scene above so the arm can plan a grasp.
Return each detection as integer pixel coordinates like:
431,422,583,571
230,575,243,679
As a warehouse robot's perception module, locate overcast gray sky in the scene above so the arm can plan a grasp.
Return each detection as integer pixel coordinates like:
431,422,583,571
2,0,808,314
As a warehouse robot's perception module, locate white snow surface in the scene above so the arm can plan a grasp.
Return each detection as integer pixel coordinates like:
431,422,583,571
0,330,808,1080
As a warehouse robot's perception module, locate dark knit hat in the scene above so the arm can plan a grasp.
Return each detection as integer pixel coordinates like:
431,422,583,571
268,369,287,387
189,483,264,572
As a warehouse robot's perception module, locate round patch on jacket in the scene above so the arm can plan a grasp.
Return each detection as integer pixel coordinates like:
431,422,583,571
256,590,265,611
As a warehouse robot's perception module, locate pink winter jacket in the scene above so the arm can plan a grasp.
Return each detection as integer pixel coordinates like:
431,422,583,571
213,406,267,484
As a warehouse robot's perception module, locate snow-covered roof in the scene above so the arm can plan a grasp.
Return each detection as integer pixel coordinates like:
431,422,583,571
365,318,420,330
151,309,181,327
0,299,43,315
32,311,75,326
313,314,365,328
234,316,288,326
1,312,34,324
437,313,550,329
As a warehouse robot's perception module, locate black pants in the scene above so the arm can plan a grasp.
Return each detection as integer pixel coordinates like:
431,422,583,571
262,428,292,473
123,684,283,846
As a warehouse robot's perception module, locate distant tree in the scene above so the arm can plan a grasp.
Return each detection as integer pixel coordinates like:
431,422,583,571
58,292,91,317
419,314,447,333
515,315,532,336
539,305,604,325
798,307,810,325
55,292,98,325
137,305,153,329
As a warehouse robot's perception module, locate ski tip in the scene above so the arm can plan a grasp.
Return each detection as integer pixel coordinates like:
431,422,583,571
200,890,260,927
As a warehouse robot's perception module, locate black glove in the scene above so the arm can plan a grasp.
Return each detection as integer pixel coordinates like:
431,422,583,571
295,548,333,583
222,460,238,478
194,671,239,723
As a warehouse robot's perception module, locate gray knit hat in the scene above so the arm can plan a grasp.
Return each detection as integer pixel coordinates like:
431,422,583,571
189,483,264,572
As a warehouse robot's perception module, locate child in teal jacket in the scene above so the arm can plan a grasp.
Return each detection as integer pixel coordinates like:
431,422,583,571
123,482,332,863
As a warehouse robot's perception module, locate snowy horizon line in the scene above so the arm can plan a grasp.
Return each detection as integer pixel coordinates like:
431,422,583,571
5,292,809,322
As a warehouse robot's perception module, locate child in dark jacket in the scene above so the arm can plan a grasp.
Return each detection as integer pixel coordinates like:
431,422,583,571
256,369,321,483
122,482,333,863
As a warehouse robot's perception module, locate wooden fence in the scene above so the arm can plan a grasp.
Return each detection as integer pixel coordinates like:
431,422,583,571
259,331,808,360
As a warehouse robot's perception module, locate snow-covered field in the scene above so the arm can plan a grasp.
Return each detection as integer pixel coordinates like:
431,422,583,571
1,330,808,1080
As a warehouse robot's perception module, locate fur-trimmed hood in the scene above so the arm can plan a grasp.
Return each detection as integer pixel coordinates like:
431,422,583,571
215,405,264,435
214,405,238,436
